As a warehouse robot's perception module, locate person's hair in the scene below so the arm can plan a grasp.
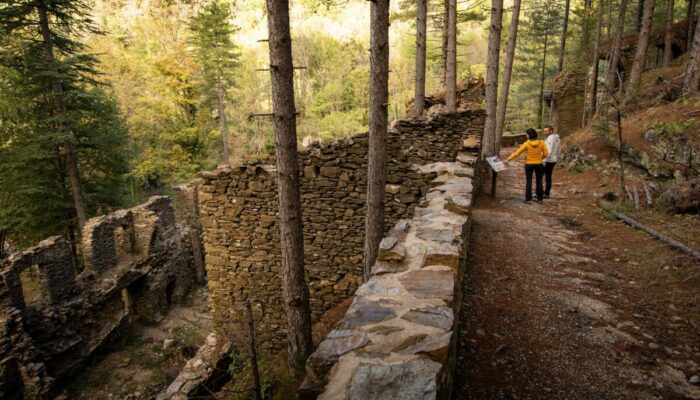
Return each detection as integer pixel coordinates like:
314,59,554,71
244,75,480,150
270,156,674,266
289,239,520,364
526,128,538,140
544,125,554,131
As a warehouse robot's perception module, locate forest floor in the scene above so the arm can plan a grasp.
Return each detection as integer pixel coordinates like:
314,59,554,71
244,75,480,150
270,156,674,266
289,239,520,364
62,287,212,399
453,148,700,400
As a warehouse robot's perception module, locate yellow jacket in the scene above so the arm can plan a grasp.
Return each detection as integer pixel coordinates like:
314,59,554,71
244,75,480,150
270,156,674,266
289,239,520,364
507,140,549,165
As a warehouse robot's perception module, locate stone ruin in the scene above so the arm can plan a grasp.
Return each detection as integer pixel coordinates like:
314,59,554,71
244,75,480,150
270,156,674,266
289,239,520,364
0,195,203,399
198,111,485,355
405,78,485,118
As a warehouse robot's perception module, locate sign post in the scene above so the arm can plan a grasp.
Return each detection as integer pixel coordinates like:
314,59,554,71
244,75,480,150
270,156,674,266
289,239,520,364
485,155,508,198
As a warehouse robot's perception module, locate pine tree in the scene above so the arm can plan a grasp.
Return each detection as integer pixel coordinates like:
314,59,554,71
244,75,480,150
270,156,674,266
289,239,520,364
0,0,130,245
190,1,240,165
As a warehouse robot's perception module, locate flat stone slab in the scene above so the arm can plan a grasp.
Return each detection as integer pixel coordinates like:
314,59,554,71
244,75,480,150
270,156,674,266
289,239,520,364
347,359,441,400
399,332,452,364
399,270,454,301
343,297,399,328
307,330,370,375
401,306,454,330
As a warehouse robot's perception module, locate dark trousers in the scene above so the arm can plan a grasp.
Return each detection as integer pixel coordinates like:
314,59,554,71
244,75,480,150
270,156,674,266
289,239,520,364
524,164,544,201
544,162,556,196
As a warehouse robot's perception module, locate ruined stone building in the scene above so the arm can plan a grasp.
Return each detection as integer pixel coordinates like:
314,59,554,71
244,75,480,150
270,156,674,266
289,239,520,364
0,196,203,399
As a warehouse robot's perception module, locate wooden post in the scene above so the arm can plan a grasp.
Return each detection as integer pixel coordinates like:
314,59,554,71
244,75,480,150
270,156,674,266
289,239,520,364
491,170,498,197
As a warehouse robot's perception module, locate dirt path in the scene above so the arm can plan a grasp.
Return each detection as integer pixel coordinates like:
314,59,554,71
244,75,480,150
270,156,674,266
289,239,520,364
453,149,700,400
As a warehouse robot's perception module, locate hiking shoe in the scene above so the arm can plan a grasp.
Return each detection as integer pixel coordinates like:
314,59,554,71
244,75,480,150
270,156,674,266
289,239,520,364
535,199,543,203
522,200,532,204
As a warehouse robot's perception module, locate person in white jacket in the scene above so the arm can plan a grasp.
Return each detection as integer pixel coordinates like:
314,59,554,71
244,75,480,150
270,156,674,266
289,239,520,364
542,125,560,198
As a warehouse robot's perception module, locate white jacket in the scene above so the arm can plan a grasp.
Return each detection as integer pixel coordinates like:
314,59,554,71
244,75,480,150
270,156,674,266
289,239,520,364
544,134,560,163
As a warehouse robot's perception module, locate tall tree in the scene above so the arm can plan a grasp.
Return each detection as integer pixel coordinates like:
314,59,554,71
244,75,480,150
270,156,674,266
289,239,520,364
605,0,630,99
0,0,130,235
664,0,675,66
538,26,551,127
441,0,449,89
265,0,313,367
190,0,240,165
627,0,656,98
585,0,605,121
684,15,700,93
482,0,504,156
495,0,522,151
557,0,572,74
446,0,458,111
363,0,389,281
688,0,696,50
414,0,427,117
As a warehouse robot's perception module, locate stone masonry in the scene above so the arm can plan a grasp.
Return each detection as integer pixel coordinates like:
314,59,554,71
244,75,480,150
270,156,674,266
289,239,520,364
198,110,485,352
0,196,202,399
300,138,483,399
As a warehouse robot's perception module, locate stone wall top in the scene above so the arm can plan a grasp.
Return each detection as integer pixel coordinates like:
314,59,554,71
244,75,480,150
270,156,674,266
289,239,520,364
300,141,483,399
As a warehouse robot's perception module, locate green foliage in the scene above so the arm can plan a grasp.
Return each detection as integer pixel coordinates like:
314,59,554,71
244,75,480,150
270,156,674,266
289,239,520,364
0,0,130,245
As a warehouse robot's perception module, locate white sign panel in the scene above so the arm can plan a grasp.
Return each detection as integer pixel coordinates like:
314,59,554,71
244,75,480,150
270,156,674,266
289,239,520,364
486,156,508,172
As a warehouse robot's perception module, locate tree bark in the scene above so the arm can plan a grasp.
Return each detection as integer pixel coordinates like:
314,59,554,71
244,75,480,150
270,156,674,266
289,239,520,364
494,0,521,151
615,106,629,200
446,0,458,111
538,28,550,129
37,0,88,228
664,0,675,66
605,0,630,98
684,15,700,93
482,0,503,157
627,0,656,98
557,0,572,74
688,0,697,49
215,79,231,164
587,0,605,121
637,0,646,30
364,0,390,282
265,0,313,368
607,0,614,40
414,0,427,117
440,0,449,89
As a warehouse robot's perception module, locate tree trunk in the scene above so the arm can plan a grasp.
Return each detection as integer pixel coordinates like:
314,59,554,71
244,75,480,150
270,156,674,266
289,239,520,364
215,79,231,164
637,0,646,30
482,0,504,157
684,16,700,93
0,229,6,260
440,0,449,89
607,0,614,40
364,0,390,282
688,0,697,50
538,28,550,129
605,0,630,97
37,0,88,228
265,0,313,368
615,107,629,200
587,0,605,121
627,0,656,98
582,0,594,52
557,0,572,74
414,0,427,117
664,0,675,66
494,0,521,151
446,0,458,111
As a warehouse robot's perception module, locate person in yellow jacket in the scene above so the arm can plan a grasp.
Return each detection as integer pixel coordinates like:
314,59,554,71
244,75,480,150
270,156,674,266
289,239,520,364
505,128,549,203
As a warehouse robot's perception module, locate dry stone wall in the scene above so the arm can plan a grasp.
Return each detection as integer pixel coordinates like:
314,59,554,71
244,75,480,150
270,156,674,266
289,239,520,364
0,196,201,399
198,111,485,352
300,140,483,400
